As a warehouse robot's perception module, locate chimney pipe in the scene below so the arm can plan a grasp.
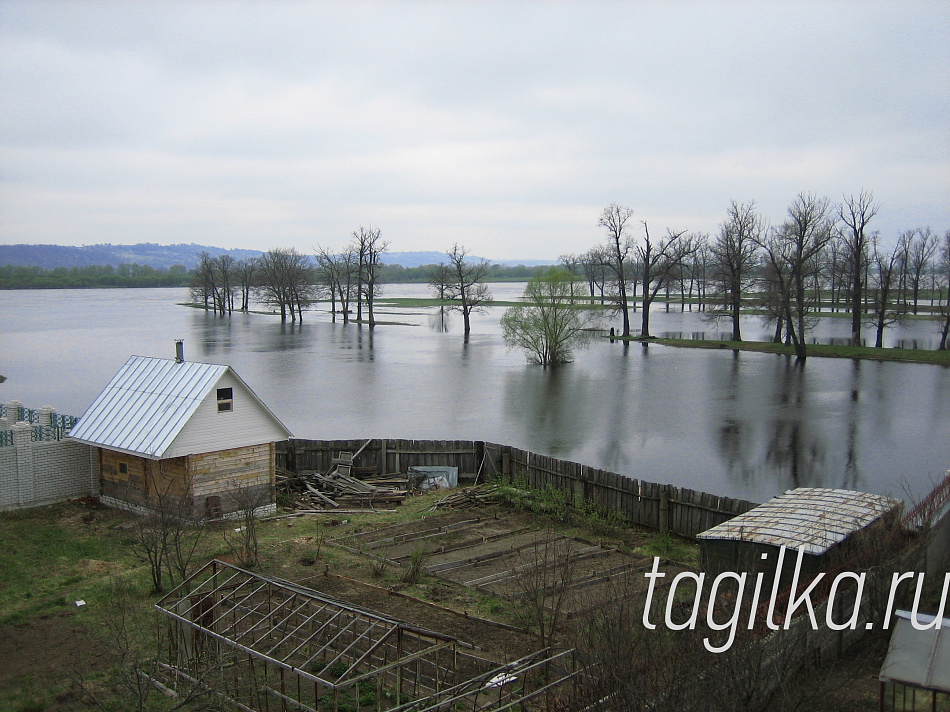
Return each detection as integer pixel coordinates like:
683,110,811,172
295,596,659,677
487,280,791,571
175,339,184,364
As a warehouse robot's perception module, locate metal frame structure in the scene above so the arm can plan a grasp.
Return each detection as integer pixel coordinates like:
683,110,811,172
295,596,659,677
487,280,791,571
154,560,577,711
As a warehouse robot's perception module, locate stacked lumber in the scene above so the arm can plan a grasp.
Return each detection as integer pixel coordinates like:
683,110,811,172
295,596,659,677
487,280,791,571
430,484,502,510
357,474,411,488
275,459,408,509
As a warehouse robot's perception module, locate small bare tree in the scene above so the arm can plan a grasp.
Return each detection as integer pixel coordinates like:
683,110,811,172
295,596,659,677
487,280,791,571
755,194,835,362
427,261,454,332
837,190,880,346
69,577,212,712
221,479,273,569
506,532,578,649
127,510,168,594
599,204,637,336
442,243,493,338
256,247,315,321
190,251,221,312
125,468,208,593
865,235,908,348
235,257,257,311
637,223,696,337
708,200,766,341
937,230,950,350
579,245,611,305
315,245,357,323
904,226,938,314
351,225,389,328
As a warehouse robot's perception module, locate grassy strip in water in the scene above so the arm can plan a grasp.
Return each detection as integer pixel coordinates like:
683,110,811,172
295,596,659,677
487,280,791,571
629,336,950,366
375,297,525,308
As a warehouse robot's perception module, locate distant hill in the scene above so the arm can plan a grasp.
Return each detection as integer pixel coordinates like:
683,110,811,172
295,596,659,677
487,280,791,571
382,251,553,268
381,251,450,268
0,243,263,270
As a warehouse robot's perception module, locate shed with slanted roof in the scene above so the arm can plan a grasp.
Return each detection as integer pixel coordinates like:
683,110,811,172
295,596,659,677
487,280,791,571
69,354,292,517
879,610,950,711
696,487,901,588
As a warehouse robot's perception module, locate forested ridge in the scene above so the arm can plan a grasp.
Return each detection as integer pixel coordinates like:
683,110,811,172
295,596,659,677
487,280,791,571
0,263,192,289
0,257,550,290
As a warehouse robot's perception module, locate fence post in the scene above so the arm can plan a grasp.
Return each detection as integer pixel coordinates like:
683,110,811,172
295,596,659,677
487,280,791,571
12,422,33,507
659,485,670,535
39,406,54,429
6,400,22,423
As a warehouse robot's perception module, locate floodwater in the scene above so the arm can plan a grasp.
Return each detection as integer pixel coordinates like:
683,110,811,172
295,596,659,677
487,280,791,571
2,286,948,504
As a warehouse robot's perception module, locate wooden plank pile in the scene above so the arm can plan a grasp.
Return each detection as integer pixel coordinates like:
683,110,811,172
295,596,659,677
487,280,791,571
276,450,409,509
430,484,502,510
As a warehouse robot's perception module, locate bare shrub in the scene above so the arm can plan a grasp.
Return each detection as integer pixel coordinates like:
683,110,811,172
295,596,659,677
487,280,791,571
401,546,430,584
506,531,578,649
221,479,273,569
563,569,866,712
126,468,208,593
68,577,212,712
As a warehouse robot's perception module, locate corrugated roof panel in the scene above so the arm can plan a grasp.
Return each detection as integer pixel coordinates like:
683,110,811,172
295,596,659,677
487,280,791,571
696,487,900,555
879,611,950,694
69,356,228,458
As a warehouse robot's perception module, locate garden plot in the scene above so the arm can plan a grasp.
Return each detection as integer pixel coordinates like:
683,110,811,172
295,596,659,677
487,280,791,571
330,510,688,616
329,510,541,562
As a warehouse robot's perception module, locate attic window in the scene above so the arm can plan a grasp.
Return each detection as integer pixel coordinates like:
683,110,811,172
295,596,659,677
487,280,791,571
216,387,233,413
118,462,128,475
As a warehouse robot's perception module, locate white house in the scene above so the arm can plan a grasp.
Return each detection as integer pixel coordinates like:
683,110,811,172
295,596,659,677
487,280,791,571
69,353,292,516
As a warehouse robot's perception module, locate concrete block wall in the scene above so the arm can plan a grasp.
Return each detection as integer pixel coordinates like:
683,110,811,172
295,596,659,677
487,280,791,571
0,400,97,510
29,439,99,506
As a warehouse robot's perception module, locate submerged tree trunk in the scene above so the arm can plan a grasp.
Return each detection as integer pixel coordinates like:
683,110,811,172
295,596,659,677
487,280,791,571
731,278,742,341
938,312,950,351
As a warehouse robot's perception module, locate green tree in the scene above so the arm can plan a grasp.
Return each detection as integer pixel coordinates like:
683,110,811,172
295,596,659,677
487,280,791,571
501,268,594,366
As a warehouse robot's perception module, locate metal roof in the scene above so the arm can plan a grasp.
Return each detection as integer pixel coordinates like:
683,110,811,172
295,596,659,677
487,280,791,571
879,610,950,694
69,356,250,459
696,487,900,555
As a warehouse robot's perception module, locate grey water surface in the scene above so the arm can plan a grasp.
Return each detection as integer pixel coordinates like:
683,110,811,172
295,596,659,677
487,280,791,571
2,286,947,504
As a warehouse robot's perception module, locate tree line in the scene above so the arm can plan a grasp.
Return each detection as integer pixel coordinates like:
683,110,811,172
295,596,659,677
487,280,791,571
190,230,499,337
10,194,947,356
556,193,950,358
0,252,545,292
0,263,191,289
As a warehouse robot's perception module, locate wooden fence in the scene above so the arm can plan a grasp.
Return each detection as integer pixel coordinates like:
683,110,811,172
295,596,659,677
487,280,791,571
275,438,757,540
276,438,484,479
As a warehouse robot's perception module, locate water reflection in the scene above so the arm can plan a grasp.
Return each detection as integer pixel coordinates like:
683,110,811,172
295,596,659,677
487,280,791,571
429,306,450,333
763,357,827,488
597,343,636,472
843,360,861,491
503,366,593,454
714,351,758,486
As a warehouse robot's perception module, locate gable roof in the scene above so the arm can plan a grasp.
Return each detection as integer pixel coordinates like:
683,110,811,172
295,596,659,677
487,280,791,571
696,487,900,556
69,355,291,459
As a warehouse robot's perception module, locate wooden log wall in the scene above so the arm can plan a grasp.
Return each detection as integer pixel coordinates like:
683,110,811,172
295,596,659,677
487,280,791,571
276,438,757,540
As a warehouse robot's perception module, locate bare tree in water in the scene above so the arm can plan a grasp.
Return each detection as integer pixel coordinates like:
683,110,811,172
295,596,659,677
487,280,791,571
441,243,492,338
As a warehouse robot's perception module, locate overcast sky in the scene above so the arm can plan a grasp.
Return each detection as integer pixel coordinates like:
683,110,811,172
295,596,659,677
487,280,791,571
1,1,948,261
